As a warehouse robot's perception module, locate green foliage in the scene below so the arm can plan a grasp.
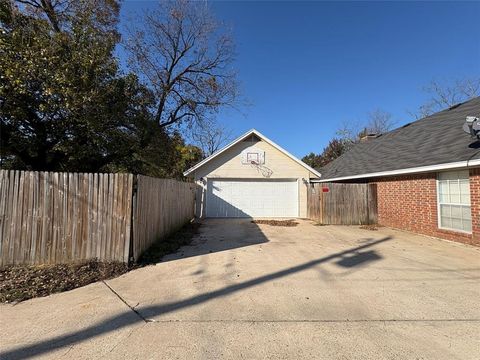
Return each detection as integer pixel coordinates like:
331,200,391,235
0,0,199,177
302,138,347,169
302,152,323,169
321,138,347,165
1,0,118,170
168,132,204,178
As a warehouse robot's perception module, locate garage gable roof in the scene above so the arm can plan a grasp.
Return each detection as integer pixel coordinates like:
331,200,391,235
183,129,322,178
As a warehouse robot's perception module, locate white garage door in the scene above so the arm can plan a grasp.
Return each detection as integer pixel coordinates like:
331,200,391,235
206,179,298,218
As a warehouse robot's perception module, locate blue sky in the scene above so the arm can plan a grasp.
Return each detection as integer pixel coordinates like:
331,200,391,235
120,1,480,158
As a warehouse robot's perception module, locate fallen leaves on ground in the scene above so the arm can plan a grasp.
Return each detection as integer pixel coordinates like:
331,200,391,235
0,222,202,303
0,260,128,304
137,221,201,264
252,220,298,227
359,224,382,231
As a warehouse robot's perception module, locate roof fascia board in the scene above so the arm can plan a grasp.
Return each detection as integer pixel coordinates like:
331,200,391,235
183,129,256,176
252,129,322,178
183,128,322,178
311,159,480,183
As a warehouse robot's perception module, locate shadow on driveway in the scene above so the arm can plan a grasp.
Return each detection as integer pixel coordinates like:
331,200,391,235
335,250,383,268
1,236,392,360
160,219,269,263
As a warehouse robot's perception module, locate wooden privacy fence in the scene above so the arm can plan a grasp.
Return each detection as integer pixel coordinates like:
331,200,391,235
132,176,196,262
307,182,378,225
0,170,196,266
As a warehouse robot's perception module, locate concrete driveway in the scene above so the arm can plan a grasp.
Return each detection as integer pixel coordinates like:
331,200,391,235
1,219,479,359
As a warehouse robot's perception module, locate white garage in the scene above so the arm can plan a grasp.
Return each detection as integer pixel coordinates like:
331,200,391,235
206,179,298,218
184,129,321,218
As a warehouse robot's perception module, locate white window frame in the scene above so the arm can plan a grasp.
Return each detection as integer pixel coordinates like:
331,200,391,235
436,170,472,234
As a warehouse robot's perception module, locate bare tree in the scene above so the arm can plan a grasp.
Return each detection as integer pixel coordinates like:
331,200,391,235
191,121,232,156
335,120,362,149
124,0,238,129
14,0,120,34
412,77,480,118
336,108,395,150
365,109,396,134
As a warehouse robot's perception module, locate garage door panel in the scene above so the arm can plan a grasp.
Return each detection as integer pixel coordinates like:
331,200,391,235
206,179,298,218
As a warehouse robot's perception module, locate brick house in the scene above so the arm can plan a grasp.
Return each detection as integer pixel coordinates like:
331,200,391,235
315,97,480,246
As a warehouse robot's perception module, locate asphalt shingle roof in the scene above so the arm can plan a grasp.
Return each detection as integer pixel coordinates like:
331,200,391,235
318,97,480,180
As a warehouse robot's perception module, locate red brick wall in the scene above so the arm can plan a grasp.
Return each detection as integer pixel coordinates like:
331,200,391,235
470,168,480,243
374,169,480,246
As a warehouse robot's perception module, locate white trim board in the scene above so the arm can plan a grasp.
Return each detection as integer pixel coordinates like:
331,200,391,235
311,159,480,183
183,129,322,178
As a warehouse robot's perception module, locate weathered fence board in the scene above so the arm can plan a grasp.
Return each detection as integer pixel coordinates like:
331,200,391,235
308,182,378,225
132,176,196,262
0,170,196,266
0,170,133,265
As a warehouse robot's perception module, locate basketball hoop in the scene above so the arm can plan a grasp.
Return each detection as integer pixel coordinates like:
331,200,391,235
250,160,259,165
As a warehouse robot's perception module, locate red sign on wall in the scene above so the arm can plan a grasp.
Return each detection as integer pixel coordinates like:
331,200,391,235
322,187,329,193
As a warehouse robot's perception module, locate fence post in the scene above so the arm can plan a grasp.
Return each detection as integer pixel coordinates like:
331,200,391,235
320,184,324,224
129,174,138,264
365,183,370,225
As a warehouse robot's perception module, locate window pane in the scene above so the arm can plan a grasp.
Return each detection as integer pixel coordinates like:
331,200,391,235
462,206,472,220
439,194,449,203
438,181,449,202
460,193,471,204
450,205,462,219
440,204,450,217
459,179,470,194
441,216,452,228
438,180,449,194
451,218,463,230
459,180,471,205
449,194,460,203
463,219,472,232
449,181,460,203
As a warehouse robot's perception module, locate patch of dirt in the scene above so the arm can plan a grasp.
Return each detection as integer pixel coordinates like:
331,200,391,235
359,224,383,231
252,219,298,227
0,260,128,304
